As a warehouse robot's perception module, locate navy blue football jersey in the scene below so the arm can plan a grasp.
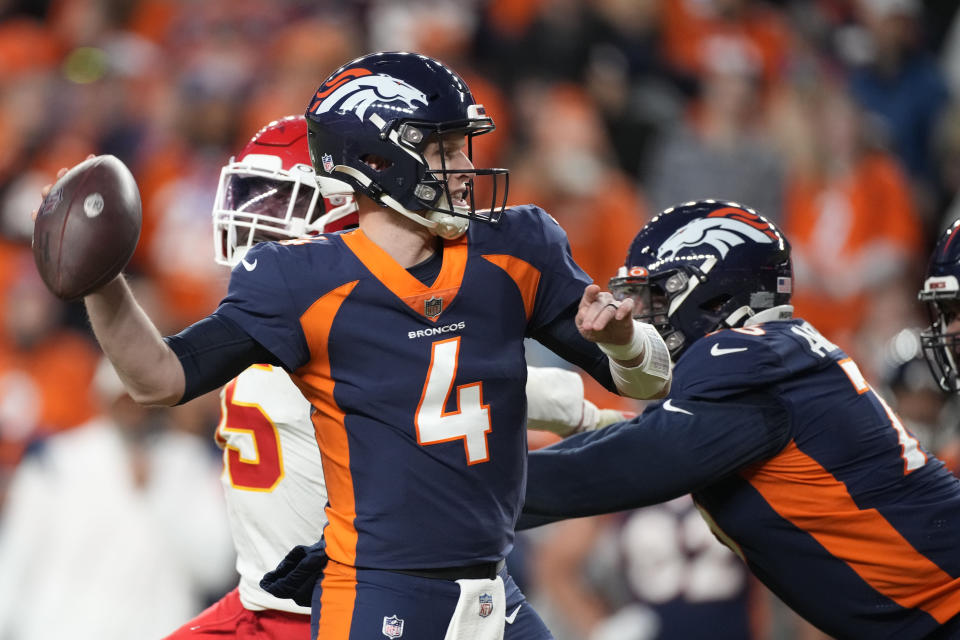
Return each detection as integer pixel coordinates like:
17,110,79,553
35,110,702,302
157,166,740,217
216,205,591,570
524,319,960,639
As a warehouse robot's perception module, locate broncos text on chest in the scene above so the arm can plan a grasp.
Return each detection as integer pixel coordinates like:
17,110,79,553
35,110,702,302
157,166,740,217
408,321,467,340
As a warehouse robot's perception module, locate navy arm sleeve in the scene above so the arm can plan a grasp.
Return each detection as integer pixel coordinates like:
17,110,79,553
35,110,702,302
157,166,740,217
518,391,790,528
528,301,616,393
164,313,280,404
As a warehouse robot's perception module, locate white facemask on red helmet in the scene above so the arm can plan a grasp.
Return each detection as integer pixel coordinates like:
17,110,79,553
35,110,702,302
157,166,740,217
212,115,358,267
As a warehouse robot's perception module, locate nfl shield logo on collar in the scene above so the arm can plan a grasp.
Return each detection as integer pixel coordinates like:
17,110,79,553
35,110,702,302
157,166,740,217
425,296,443,319
322,153,334,173
382,614,404,638
479,593,493,618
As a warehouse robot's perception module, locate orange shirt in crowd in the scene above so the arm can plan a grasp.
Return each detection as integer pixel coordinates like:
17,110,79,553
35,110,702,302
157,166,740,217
0,331,99,455
784,153,922,351
661,0,790,87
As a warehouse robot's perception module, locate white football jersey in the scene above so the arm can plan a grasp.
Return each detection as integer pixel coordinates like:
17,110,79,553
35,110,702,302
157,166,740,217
215,364,321,614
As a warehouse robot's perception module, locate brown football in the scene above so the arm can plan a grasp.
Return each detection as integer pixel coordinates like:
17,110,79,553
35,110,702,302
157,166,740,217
32,155,142,300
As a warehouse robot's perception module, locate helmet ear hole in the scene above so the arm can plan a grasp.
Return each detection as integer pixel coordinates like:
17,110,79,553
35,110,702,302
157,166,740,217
361,154,393,172
700,294,731,313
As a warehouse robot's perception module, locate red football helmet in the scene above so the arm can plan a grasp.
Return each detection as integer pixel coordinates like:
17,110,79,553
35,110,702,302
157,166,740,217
212,115,358,266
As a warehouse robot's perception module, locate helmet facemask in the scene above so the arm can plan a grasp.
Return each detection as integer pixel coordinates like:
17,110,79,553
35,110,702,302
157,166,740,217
919,288,960,393
213,158,324,266
610,267,688,356
305,53,510,241
308,109,508,239
614,200,793,359
611,254,792,360
396,112,509,225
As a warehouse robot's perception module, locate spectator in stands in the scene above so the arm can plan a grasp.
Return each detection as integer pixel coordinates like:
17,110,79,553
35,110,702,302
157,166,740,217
0,357,235,640
643,32,784,222
777,73,924,377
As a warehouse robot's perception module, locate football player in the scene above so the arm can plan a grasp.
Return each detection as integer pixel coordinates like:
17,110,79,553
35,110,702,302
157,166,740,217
919,218,960,395
45,52,671,640
521,200,960,639
163,115,630,640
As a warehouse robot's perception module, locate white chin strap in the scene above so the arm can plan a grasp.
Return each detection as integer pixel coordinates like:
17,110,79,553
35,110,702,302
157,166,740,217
726,304,794,328
334,164,469,240
381,193,469,239
743,305,794,326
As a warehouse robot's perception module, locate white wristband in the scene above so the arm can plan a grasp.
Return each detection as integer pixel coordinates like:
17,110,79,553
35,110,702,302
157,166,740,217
597,319,648,362
606,322,673,399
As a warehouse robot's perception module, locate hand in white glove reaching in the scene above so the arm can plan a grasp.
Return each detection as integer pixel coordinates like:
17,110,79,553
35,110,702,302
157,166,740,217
525,366,636,437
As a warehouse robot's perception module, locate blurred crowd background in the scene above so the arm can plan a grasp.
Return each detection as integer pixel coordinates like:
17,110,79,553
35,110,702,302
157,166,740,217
0,0,959,638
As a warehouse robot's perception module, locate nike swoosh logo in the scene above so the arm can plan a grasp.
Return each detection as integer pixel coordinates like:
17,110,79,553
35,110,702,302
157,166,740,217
241,257,258,271
663,399,692,416
710,344,748,356
505,604,522,624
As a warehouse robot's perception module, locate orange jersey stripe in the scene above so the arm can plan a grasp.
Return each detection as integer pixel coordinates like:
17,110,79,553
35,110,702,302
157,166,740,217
481,254,541,321
315,560,357,639
341,228,467,322
293,280,359,565
745,441,960,623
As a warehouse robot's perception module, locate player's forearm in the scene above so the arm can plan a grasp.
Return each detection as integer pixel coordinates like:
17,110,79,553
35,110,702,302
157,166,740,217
84,275,184,405
525,366,632,436
520,395,790,523
599,321,672,400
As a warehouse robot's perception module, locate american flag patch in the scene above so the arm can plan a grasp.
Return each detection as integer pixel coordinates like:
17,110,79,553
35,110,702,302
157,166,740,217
777,277,792,293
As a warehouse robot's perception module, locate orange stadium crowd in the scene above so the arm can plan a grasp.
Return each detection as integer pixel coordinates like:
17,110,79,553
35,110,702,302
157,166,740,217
0,0,959,638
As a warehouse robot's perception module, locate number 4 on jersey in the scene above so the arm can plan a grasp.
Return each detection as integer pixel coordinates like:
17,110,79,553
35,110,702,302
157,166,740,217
416,337,492,465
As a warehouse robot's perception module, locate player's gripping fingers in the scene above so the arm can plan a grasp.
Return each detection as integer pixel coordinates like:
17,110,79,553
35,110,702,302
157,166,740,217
32,164,80,221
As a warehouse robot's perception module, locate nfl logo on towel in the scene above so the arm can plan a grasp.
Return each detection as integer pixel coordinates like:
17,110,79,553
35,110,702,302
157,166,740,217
382,615,404,638
478,593,493,618
425,296,443,318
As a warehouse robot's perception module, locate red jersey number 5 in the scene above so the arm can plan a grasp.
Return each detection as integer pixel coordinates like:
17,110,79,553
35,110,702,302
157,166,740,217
215,377,284,491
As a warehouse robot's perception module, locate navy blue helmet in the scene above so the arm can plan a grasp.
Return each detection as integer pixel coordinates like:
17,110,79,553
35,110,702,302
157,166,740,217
919,219,960,392
304,52,508,238
610,200,793,359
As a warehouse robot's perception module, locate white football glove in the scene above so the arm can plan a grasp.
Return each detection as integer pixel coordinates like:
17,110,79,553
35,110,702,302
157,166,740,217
525,366,634,437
